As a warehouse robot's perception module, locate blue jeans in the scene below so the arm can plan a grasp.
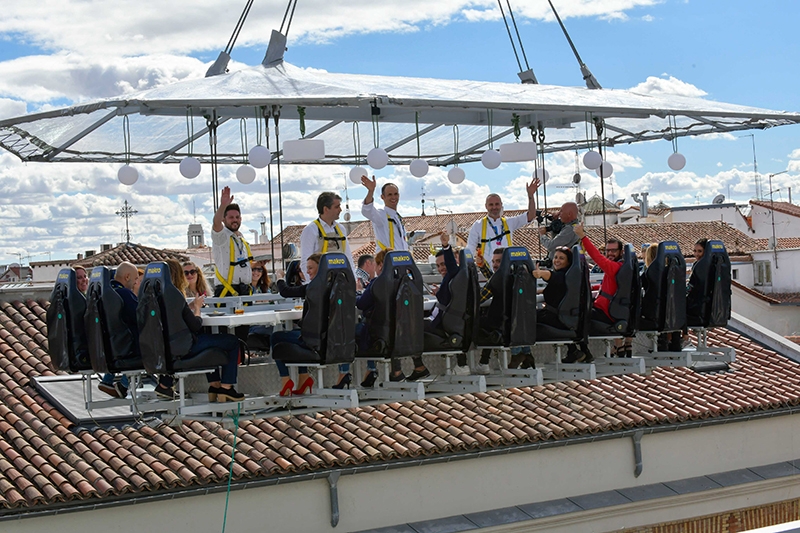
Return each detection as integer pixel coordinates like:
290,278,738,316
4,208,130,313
270,329,307,377
101,373,129,388
510,346,531,356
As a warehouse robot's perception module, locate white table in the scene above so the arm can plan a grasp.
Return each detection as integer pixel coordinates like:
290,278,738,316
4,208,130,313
201,308,302,328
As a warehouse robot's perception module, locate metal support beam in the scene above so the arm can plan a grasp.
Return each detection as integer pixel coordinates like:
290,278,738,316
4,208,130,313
381,123,443,153
43,109,119,161
153,117,231,163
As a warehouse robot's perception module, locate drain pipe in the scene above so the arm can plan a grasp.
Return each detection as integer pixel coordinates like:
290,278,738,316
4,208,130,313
632,430,644,477
328,471,341,527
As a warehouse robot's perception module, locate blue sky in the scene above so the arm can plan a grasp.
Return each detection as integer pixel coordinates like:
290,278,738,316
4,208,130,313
0,0,799,263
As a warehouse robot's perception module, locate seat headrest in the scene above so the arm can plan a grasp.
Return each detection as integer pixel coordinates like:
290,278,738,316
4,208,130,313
459,249,474,269
285,260,302,287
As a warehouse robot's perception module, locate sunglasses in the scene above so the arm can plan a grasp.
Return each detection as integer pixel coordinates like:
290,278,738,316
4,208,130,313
183,269,197,276
252,267,264,272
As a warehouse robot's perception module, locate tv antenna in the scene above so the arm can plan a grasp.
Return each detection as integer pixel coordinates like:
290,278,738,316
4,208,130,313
421,185,426,216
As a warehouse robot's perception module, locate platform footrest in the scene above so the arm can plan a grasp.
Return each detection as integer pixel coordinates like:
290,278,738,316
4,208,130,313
593,356,646,376
640,351,693,368
690,346,735,363
485,368,543,388
541,363,596,382
359,381,425,402
425,374,486,394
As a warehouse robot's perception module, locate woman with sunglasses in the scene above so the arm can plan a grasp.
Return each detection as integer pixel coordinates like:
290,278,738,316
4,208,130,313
183,262,209,298
247,260,274,352
249,260,270,294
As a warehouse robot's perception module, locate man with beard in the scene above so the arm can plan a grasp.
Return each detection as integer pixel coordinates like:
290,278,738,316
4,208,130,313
212,186,253,297
466,179,540,258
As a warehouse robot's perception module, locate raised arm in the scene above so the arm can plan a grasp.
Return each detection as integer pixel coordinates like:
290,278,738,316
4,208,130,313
213,186,233,232
525,177,541,223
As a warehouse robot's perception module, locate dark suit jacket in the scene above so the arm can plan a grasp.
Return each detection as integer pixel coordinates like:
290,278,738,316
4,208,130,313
430,245,459,329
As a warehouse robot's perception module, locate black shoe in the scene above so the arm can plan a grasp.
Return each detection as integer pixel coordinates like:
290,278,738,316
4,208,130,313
389,371,406,382
114,382,128,399
521,354,536,369
507,352,525,369
361,371,378,388
332,373,352,390
98,381,119,398
583,351,595,363
154,383,175,400
406,367,430,382
217,386,245,402
561,348,586,364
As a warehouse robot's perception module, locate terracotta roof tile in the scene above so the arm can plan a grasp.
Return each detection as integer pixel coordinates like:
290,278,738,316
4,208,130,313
750,200,800,219
72,243,188,269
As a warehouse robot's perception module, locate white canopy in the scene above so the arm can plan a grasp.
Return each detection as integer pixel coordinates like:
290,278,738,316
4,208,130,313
1,60,799,166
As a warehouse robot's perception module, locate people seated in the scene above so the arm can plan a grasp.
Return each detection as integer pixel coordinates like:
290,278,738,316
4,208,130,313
96,262,140,399
354,250,389,385
246,260,273,352
533,247,592,363
153,259,244,402
475,247,534,372
270,254,321,396
47,267,91,372
687,238,731,328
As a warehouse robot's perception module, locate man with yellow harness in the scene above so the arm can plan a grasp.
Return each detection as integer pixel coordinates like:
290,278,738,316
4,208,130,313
360,175,409,252
299,191,354,281
211,186,253,298
466,178,541,259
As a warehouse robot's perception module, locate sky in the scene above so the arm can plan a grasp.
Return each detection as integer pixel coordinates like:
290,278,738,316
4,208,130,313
1,0,799,264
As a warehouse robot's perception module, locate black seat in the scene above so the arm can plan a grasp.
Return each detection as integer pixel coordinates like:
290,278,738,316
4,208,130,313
46,268,91,372
687,240,731,328
137,262,228,374
423,248,481,351
273,253,357,364
85,266,143,374
357,251,424,358
537,244,592,342
640,241,687,332
481,247,537,347
285,259,302,287
590,243,641,336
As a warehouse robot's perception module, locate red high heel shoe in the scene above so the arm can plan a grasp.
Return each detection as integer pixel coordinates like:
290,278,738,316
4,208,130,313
292,377,314,395
279,379,294,397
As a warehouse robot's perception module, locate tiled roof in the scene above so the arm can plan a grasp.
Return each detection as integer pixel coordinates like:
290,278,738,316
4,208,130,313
751,237,800,251
72,243,188,268
750,200,800,219
3,296,800,514
583,194,621,215
732,280,781,304
351,243,434,263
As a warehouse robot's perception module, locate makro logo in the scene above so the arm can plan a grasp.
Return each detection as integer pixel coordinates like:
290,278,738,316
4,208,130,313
464,251,473,259
147,267,162,275
393,254,412,263
664,244,678,251
510,250,528,258
91,271,102,280
712,243,724,250
58,272,69,280
328,258,346,266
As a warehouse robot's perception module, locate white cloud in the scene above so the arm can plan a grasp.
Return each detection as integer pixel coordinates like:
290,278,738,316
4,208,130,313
642,14,654,21
788,148,800,159
0,98,27,120
629,75,708,98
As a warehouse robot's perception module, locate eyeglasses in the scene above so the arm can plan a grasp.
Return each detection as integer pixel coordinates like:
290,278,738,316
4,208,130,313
252,267,264,272
183,269,197,276
605,248,619,253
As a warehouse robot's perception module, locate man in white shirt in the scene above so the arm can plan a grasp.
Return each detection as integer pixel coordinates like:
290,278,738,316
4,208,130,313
466,178,540,260
299,191,354,280
211,186,253,297
360,176,408,252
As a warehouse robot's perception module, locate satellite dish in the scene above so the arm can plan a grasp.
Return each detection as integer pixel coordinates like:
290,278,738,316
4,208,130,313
712,194,725,204
576,192,585,204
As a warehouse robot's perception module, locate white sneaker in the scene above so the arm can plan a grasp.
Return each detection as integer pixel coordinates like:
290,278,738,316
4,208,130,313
475,363,491,375
453,365,471,376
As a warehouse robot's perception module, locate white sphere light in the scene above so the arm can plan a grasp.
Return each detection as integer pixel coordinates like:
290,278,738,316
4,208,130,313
343,212,351,222
595,161,614,178
118,164,138,185
534,168,550,183
447,167,466,184
236,164,256,185
409,158,429,178
481,149,502,170
349,166,368,184
583,150,602,170
367,147,389,169
179,156,201,179
248,145,271,169
668,152,686,171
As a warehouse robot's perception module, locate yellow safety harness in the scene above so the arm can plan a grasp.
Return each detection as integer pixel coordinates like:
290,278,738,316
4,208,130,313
214,234,253,297
479,216,512,256
376,215,403,251
314,219,346,252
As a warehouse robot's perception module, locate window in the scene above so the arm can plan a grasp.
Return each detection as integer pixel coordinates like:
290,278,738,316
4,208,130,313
732,269,739,280
754,260,772,286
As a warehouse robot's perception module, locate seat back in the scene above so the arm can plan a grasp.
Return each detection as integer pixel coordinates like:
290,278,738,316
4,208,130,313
137,262,194,374
640,241,687,331
46,268,90,372
605,243,641,335
437,249,480,350
285,259,302,287
485,247,537,346
299,253,357,364
538,244,591,341
85,266,140,374
687,240,732,327
362,251,424,357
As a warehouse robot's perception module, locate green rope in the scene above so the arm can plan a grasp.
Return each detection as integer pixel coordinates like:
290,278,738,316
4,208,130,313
297,105,306,138
511,113,521,141
221,404,241,533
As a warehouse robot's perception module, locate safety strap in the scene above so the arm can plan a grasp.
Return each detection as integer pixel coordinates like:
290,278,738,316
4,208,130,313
377,215,403,251
314,219,346,253
214,234,253,297
479,217,512,256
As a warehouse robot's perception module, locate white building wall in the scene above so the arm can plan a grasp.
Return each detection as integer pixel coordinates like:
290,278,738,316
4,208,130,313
751,249,800,292
667,204,752,235
732,285,800,337
31,262,74,283
584,212,619,226
731,260,754,287
750,207,800,239
11,414,800,533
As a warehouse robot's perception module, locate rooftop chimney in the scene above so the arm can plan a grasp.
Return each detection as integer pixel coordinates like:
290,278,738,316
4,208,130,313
101,243,112,252
85,250,95,257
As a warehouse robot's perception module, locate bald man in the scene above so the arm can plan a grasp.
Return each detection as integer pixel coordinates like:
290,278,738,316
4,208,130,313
99,262,140,398
467,179,540,259
539,201,581,259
